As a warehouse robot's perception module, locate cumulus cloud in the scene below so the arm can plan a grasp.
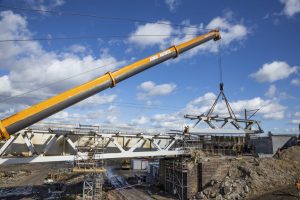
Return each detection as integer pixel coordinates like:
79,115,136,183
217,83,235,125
206,16,247,46
137,81,176,100
75,94,117,109
25,0,65,11
128,13,248,57
164,0,181,12
291,112,300,124
265,84,277,98
136,92,286,129
0,11,123,120
250,61,298,83
131,116,149,125
183,93,286,120
280,0,300,17
295,112,300,117
151,113,183,129
128,20,173,47
48,105,119,125
291,78,300,86
291,119,300,124
68,44,88,53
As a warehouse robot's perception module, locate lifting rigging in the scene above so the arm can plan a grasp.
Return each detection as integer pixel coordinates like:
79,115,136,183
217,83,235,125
184,41,263,134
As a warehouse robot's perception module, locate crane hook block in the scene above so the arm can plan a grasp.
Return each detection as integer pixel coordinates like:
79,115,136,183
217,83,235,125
220,83,224,91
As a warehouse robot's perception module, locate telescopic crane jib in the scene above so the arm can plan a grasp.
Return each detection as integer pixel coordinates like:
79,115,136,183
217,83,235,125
0,30,221,140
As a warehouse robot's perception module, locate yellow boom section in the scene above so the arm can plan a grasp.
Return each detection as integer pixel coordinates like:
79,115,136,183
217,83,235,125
0,30,221,140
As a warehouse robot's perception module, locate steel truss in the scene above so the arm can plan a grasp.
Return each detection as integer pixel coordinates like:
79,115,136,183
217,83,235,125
184,83,263,134
0,124,187,165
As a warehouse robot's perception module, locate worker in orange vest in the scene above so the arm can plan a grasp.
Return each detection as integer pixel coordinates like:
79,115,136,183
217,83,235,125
296,180,300,198
296,181,300,190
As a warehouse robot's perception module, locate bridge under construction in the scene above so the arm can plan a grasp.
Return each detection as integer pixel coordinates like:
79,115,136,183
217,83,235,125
0,23,299,200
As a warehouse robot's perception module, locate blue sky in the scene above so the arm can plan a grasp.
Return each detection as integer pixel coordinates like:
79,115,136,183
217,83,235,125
0,0,299,133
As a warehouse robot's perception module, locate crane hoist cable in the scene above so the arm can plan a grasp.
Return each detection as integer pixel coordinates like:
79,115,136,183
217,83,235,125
218,40,223,84
0,5,213,31
0,33,203,43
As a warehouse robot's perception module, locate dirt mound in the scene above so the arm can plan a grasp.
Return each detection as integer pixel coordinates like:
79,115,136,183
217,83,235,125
280,146,300,163
197,146,300,200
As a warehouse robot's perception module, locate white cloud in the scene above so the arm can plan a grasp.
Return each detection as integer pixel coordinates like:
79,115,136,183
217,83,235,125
291,78,300,86
128,20,173,47
137,81,176,100
0,75,13,96
171,16,247,59
25,0,65,11
151,113,183,129
0,11,42,62
291,112,300,124
164,0,180,12
105,115,118,124
265,84,277,98
295,112,300,117
0,11,123,120
68,44,87,53
183,92,216,115
250,61,298,83
280,0,300,17
75,94,117,109
291,119,300,124
131,116,149,125
128,13,248,58
48,106,119,125
183,93,286,120
206,16,247,46
143,92,287,129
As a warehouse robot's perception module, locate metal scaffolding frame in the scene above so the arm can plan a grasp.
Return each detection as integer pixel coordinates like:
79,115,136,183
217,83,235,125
74,131,105,200
82,173,103,200
164,157,189,200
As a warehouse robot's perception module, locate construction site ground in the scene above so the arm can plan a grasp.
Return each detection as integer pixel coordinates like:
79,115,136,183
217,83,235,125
0,162,173,200
197,146,300,200
0,146,299,199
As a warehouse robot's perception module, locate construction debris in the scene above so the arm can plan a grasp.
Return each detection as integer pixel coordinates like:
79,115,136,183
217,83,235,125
196,146,300,200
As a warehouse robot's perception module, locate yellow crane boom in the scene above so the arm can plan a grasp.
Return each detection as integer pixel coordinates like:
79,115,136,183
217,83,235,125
0,30,221,140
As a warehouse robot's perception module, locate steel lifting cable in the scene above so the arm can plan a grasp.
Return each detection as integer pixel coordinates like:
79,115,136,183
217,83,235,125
217,40,223,85
0,34,201,43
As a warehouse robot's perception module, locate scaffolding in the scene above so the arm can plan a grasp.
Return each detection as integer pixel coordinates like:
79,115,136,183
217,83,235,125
82,173,103,200
73,130,106,200
161,134,252,200
164,157,189,200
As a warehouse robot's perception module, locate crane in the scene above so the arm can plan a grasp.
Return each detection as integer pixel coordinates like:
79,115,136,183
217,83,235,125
0,30,221,140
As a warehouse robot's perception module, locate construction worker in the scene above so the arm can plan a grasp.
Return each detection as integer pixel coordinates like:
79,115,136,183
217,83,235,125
296,180,300,197
297,181,300,189
183,125,190,138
